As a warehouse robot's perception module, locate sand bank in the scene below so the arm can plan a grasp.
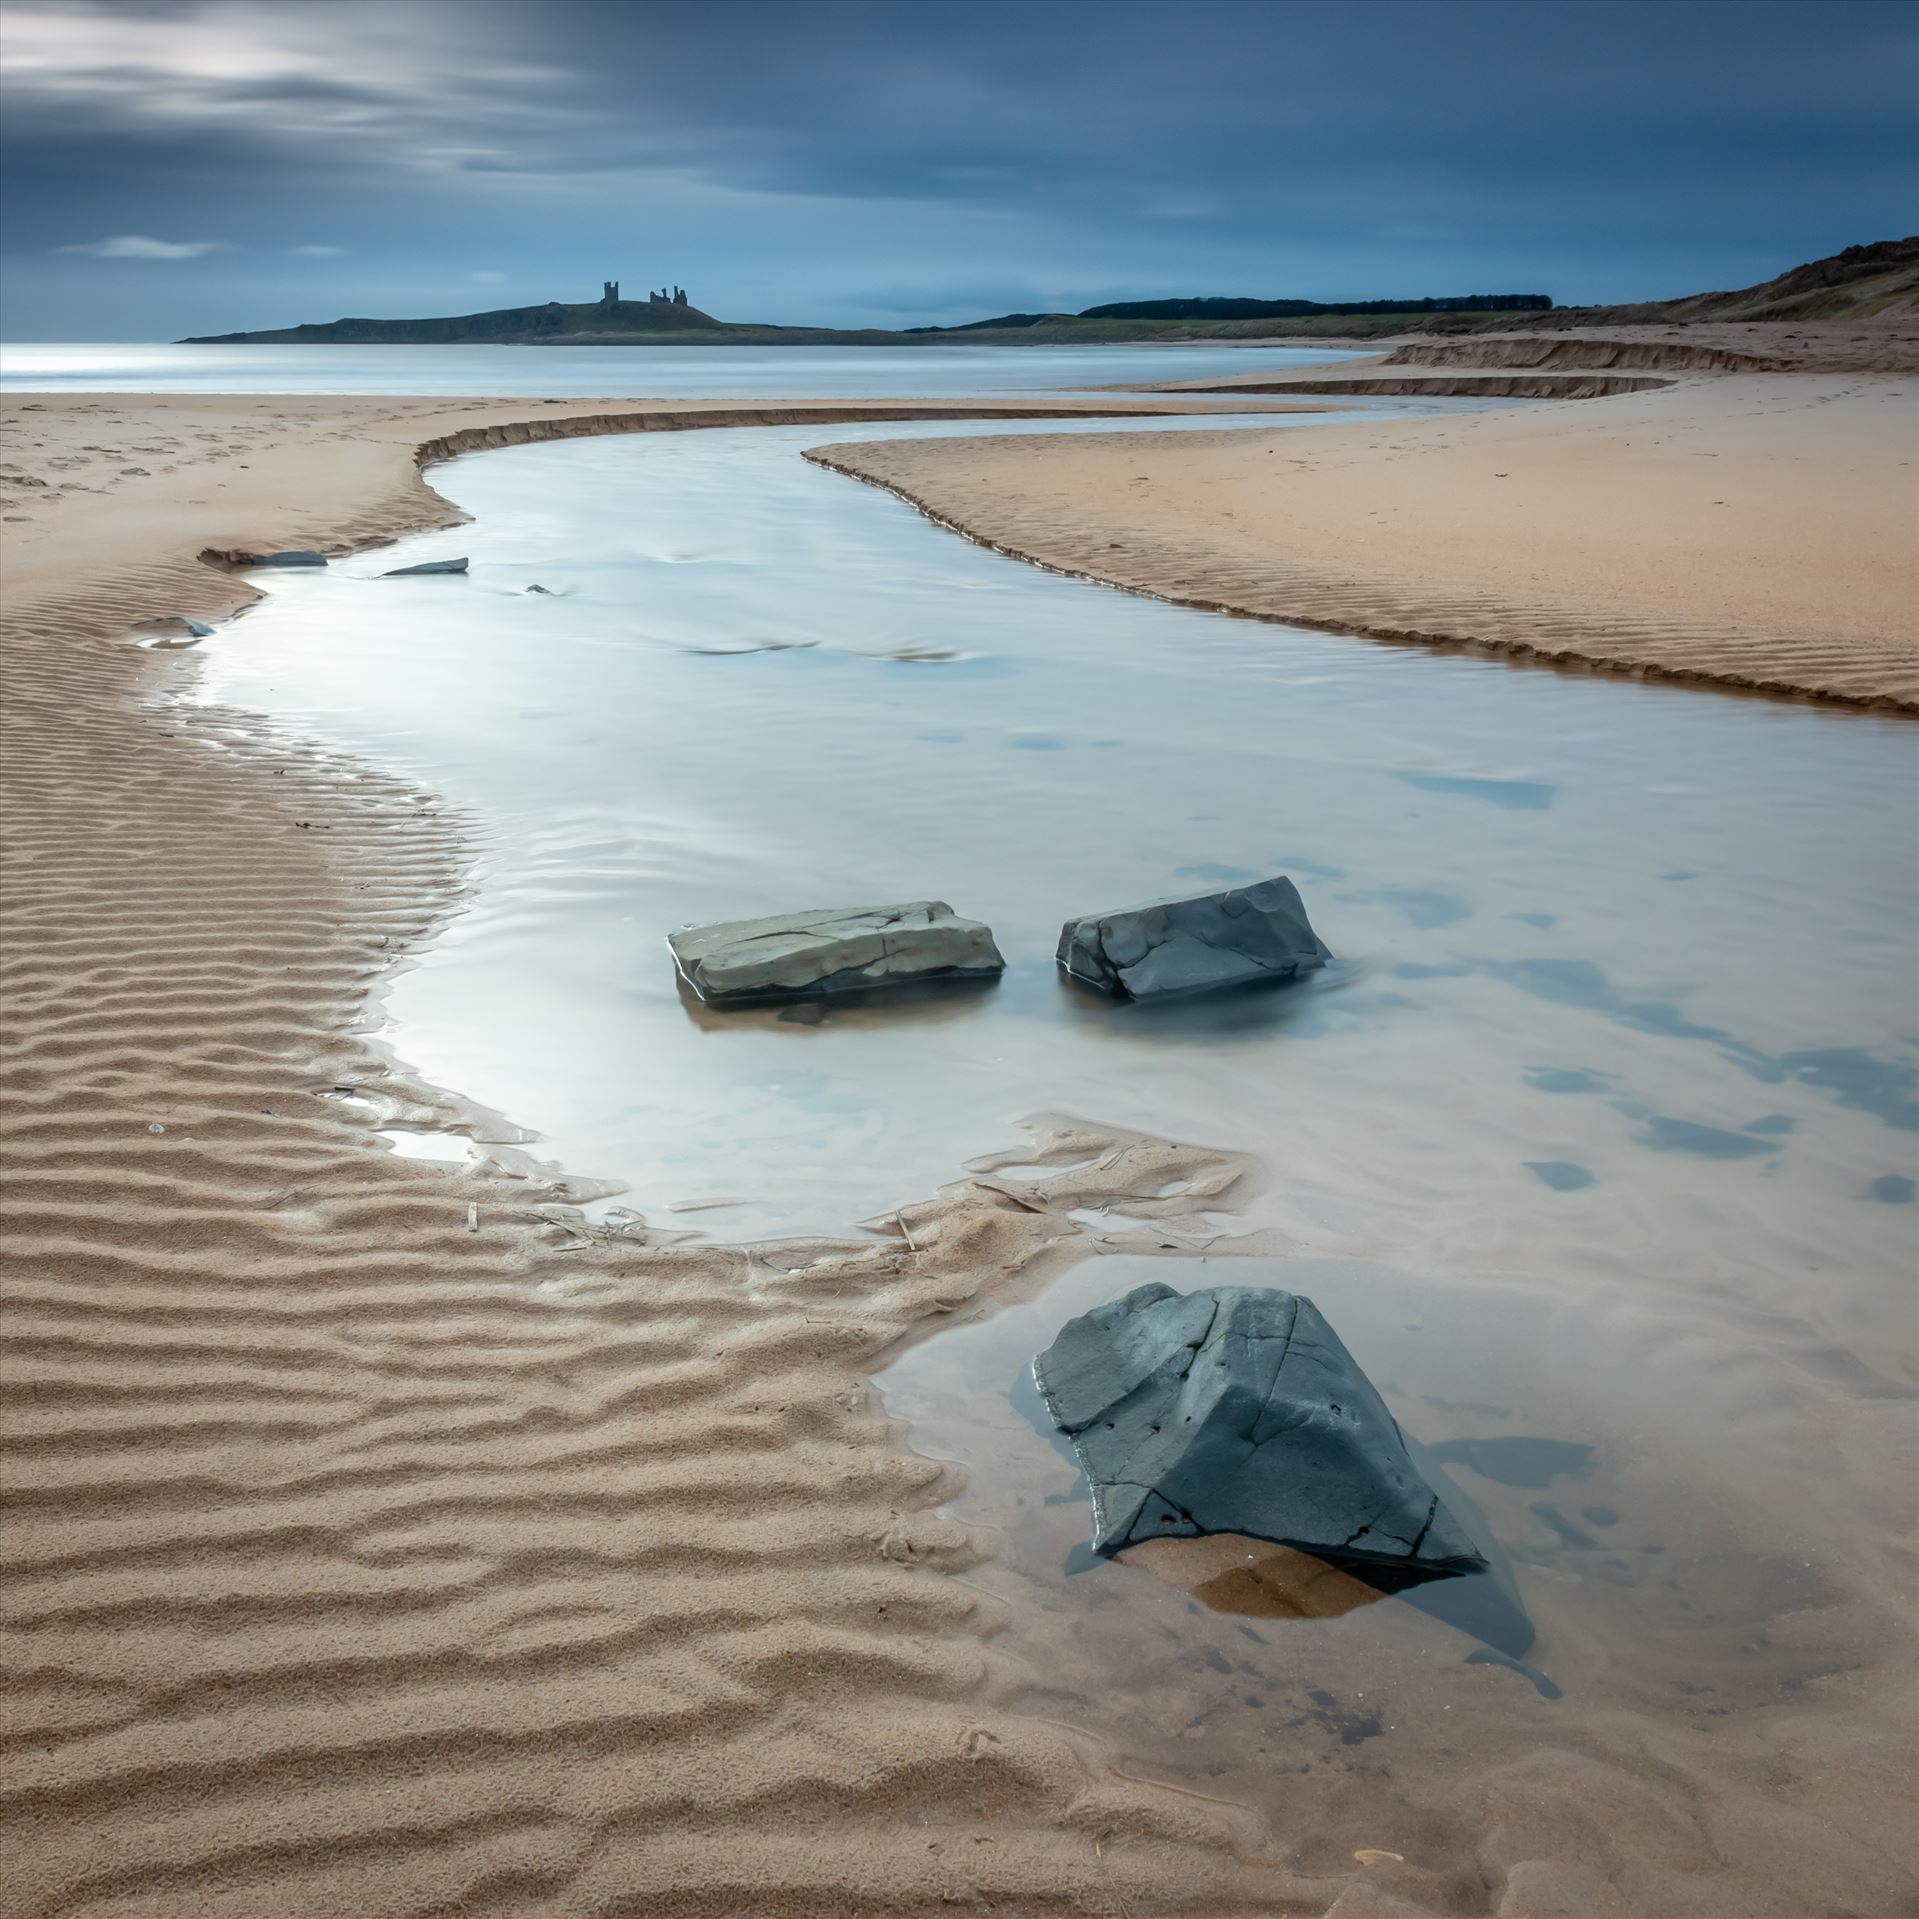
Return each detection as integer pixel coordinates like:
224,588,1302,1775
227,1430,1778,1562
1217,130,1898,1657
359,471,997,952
809,372,1919,709
3,386,1914,1917
0,389,1352,1917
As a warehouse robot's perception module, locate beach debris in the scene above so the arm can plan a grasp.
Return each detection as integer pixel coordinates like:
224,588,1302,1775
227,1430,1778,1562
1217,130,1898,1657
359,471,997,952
1035,1281,1485,1574
1354,1850,1405,1868
524,583,556,594
668,900,1004,1004
248,550,327,568
1056,875,1329,1000
381,556,469,577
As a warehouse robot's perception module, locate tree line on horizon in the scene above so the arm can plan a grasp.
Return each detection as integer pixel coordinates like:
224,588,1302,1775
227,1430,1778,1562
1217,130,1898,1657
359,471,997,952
910,292,1552,332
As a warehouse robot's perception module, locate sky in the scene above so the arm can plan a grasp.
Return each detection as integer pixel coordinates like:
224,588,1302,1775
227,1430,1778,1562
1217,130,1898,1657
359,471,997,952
1,0,1913,339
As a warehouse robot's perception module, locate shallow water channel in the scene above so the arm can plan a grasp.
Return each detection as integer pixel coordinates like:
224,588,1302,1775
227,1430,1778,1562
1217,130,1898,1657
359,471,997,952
193,406,1918,1849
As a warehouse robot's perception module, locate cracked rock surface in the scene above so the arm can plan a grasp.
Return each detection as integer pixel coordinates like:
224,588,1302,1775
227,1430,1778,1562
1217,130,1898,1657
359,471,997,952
1056,875,1330,999
668,899,1005,1003
1035,1281,1485,1574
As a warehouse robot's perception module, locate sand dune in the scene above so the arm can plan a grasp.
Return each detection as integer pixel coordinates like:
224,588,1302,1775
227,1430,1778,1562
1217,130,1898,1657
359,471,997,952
810,372,1919,708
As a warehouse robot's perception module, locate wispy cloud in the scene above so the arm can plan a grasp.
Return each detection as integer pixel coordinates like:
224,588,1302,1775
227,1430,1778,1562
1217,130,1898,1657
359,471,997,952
286,244,345,256
57,233,232,258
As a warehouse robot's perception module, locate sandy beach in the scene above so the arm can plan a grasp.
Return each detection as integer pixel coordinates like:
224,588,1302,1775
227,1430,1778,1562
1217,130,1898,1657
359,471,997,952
811,360,1919,709
3,370,1915,1919
0,388,1332,1918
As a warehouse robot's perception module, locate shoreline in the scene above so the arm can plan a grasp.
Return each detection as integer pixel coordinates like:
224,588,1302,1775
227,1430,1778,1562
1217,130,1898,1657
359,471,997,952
808,372,1919,711
0,392,1327,627
4,380,1913,1914
0,387,1365,1917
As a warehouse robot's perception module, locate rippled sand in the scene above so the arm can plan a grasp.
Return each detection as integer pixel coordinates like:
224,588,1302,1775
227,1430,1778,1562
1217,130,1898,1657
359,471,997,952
2,383,1915,1916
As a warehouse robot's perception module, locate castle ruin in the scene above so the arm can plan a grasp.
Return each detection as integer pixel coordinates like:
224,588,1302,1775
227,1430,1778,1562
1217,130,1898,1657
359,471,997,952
599,280,690,309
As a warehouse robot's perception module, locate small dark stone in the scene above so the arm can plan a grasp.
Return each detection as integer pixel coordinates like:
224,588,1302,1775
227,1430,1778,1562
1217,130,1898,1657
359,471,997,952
249,550,326,568
1056,875,1330,1001
381,556,469,577
1465,1648,1563,1699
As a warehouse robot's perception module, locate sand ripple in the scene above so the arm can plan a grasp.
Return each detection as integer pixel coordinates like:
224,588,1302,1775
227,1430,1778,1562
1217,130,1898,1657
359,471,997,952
4,395,1914,1915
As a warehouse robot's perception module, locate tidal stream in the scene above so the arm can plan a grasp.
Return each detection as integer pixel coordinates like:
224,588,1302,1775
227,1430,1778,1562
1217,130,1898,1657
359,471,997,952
190,404,1917,1846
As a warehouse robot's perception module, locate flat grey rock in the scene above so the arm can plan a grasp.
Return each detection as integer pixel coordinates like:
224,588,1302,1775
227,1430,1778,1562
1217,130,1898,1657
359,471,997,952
1035,1281,1485,1575
668,899,1004,1003
249,550,327,569
1057,875,1330,1000
381,557,469,577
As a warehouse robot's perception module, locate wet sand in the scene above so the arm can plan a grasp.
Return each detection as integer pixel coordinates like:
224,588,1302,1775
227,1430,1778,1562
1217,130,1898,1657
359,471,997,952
811,371,1919,707
0,389,1329,1919
2,381,1915,1916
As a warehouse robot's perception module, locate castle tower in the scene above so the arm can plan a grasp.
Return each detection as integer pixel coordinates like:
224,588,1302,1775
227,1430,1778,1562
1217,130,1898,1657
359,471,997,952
602,280,619,306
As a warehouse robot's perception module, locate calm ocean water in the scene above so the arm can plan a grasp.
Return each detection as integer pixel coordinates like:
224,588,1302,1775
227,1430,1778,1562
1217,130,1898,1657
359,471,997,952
0,339,1365,395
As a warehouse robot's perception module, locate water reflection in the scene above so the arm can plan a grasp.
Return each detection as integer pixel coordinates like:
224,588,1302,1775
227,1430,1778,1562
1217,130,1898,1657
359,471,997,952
1396,771,1558,810
877,1242,1884,1804
192,406,1915,1261
1126,1534,1394,1622
673,970,1003,1033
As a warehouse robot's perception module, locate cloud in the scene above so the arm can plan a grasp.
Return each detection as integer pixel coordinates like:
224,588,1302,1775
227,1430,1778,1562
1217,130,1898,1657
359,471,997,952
0,1,586,174
57,233,232,258
286,244,345,256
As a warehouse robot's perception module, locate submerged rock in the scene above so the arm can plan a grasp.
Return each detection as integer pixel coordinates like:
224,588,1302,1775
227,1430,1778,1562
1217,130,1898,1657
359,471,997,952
134,615,214,640
381,556,469,577
1035,1281,1484,1575
248,550,327,569
1057,875,1329,1000
668,900,1004,1003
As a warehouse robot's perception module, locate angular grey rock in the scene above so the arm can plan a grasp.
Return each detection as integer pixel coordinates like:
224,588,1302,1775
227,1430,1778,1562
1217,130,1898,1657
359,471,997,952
381,556,469,577
1035,1281,1485,1575
248,550,327,568
668,900,1004,1003
1057,875,1330,1000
